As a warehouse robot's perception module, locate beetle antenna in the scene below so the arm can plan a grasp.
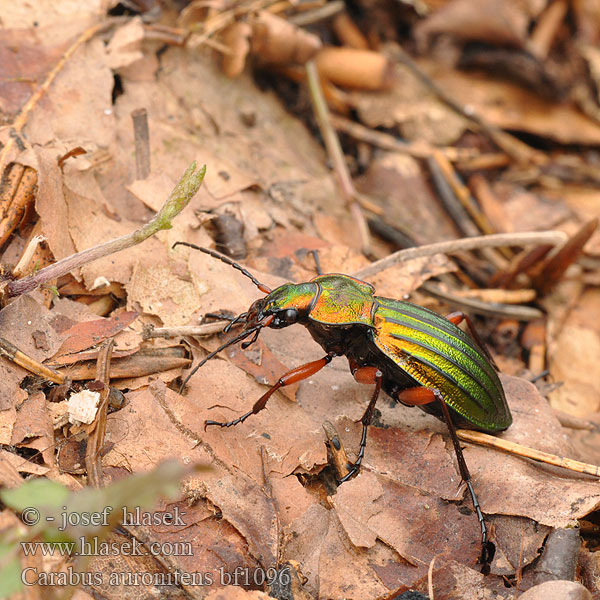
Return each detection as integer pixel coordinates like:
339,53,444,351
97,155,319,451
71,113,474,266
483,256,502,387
179,322,264,393
241,328,261,349
224,312,247,333
173,242,272,294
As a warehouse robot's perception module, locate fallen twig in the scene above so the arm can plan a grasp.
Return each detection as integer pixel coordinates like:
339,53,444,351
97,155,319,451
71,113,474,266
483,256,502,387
352,231,568,280
0,337,65,384
457,429,600,477
305,59,376,256
143,322,230,340
421,282,544,320
85,339,114,487
131,108,151,179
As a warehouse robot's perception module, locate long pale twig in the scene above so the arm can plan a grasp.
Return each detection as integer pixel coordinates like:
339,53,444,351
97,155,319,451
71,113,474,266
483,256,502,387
143,322,230,340
305,60,376,256
457,429,600,478
352,231,568,280
421,282,543,320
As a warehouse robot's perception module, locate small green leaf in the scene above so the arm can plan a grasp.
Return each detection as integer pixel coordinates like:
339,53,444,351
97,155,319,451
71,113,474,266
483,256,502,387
1,479,69,513
0,554,24,599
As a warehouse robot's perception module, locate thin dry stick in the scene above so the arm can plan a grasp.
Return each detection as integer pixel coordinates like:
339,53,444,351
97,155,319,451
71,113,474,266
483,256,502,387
12,235,46,278
0,20,115,174
421,282,543,320
187,0,275,48
131,108,151,179
143,321,230,340
85,339,114,488
305,59,376,255
288,0,344,26
428,153,508,270
457,429,600,477
322,420,351,481
450,288,536,304
433,151,511,264
0,337,65,384
352,231,568,280
331,113,485,162
428,554,439,600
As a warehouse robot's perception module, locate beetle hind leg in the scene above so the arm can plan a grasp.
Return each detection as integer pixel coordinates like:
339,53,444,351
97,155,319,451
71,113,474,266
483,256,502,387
338,365,383,484
397,386,494,569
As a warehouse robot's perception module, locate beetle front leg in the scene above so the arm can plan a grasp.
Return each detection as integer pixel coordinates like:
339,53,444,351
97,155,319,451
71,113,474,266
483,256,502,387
204,353,335,430
397,386,494,568
338,364,383,484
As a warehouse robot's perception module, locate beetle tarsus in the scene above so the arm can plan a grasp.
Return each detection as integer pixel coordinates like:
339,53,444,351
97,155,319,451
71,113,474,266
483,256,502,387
204,410,253,430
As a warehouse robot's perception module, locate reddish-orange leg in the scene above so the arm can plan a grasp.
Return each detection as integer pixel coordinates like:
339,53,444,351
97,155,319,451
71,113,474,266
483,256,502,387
397,386,493,566
446,311,499,371
338,363,383,484
204,353,335,429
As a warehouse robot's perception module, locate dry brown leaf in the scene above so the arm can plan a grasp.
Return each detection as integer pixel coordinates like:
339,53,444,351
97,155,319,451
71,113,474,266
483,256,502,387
493,182,572,233
426,63,600,144
549,186,600,256
0,294,66,410
0,405,18,445
349,62,468,144
414,0,539,49
10,391,54,467
547,288,600,416
105,18,144,71
25,37,114,147
356,152,459,243
251,11,321,66
126,261,203,327
52,311,138,358
28,147,77,262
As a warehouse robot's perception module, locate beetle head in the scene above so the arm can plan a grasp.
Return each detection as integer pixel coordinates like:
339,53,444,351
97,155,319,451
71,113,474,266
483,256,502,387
245,282,317,330
171,243,318,391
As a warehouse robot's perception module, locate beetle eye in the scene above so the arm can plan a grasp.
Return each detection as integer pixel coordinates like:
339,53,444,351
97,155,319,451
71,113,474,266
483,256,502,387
282,308,298,324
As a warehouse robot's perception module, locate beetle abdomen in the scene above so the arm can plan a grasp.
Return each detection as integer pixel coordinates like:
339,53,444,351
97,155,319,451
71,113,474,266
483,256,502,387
372,297,512,432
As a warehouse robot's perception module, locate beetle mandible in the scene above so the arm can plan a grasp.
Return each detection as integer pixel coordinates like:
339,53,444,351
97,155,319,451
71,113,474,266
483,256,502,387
174,242,512,566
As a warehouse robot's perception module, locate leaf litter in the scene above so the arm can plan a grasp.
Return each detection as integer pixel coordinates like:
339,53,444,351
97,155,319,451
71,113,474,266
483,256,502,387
1,1,600,599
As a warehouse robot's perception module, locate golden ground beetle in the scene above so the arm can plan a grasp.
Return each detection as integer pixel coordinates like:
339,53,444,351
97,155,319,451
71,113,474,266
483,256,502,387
175,242,513,567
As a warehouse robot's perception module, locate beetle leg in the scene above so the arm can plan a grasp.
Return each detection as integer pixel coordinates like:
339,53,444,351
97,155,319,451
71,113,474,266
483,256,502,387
397,386,494,567
445,311,500,372
338,365,383,484
205,353,335,430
